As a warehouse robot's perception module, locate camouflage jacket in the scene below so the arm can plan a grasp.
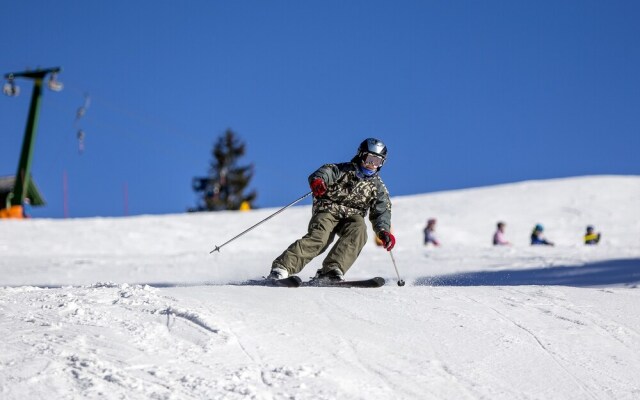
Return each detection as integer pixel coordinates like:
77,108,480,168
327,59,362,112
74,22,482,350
308,162,391,234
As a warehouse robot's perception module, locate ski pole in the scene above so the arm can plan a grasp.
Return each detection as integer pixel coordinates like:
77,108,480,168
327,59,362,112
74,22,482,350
389,250,405,286
210,192,312,253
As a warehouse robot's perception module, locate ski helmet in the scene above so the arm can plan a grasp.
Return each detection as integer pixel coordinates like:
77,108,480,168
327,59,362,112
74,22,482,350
356,138,387,169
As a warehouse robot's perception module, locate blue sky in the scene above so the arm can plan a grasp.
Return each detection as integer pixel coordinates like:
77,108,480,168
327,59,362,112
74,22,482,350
2,1,639,218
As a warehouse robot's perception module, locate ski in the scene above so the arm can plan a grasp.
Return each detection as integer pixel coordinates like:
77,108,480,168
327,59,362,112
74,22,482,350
302,277,386,288
236,276,385,288
240,276,302,288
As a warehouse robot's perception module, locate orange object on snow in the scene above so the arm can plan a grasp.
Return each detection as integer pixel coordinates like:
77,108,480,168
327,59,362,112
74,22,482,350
0,205,24,219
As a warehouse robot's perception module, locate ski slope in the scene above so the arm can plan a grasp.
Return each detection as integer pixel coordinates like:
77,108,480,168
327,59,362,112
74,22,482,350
1,175,639,399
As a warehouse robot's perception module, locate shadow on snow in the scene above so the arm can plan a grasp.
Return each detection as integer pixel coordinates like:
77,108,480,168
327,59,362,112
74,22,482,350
416,258,640,288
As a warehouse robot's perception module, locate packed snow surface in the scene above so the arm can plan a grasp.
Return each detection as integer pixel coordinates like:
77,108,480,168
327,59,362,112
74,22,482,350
1,175,639,399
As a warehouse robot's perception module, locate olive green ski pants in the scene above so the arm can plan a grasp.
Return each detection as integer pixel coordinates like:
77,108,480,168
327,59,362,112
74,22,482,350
272,212,368,275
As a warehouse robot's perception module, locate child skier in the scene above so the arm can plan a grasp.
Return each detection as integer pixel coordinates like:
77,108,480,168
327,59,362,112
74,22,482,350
493,221,510,246
531,224,554,246
424,218,440,246
584,225,601,245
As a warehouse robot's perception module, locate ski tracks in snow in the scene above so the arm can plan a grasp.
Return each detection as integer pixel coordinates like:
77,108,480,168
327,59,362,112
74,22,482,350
175,287,344,400
3,283,639,399
315,289,400,398
461,287,640,399
0,283,261,399
461,291,599,400
310,288,484,400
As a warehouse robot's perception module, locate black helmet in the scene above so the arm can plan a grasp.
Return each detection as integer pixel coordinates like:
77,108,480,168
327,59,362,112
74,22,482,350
356,138,387,169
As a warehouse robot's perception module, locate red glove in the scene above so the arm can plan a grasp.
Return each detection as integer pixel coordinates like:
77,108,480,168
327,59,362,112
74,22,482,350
378,231,396,251
310,178,327,197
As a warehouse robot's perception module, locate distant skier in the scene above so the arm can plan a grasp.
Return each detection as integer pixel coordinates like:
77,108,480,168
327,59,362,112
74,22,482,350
423,218,440,247
530,224,554,246
584,225,601,245
267,138,395,282
493,221,511,246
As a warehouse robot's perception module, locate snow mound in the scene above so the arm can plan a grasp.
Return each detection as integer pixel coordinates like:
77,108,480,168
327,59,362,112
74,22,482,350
1,176,639,399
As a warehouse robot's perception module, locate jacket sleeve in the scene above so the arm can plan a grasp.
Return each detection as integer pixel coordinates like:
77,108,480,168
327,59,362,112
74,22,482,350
308,164,342,186
369,179,392,234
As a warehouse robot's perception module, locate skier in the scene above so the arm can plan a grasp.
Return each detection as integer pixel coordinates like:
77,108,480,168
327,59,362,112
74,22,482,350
267,138,395,282
493,221,511,246
530,224,554,246
423,218,440,246
584,225,601,245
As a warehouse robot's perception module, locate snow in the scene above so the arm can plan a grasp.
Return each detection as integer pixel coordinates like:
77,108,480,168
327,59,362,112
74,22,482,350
1,175,639,399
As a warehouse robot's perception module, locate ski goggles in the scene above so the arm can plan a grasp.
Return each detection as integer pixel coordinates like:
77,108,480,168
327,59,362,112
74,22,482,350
362,153,385,168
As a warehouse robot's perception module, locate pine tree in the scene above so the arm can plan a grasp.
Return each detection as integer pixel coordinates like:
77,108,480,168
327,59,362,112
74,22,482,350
191,129,257,211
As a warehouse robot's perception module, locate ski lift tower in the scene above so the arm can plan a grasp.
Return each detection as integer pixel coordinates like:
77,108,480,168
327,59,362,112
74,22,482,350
0,67,63,218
